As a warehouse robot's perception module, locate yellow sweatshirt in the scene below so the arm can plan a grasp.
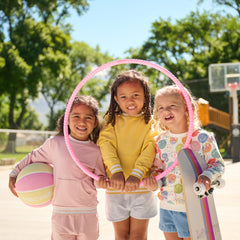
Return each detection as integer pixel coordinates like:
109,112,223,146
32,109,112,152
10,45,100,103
98,113,156,194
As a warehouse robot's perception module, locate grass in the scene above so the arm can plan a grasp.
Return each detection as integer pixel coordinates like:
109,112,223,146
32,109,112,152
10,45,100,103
0,152,27,162
0,145,39,163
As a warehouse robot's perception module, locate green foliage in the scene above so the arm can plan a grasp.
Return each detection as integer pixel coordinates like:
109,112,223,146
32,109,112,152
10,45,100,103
128,12,240,112
0,0,96,152
0,0,93,132
0,95,9,128
198,0,240,17
21,107,44,130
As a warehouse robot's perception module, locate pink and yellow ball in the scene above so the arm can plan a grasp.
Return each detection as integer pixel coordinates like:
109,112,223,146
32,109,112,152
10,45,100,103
15,163,54,207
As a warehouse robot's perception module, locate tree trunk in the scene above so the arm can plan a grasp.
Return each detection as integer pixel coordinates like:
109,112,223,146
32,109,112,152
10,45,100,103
3,93,26,153
2,132,17,153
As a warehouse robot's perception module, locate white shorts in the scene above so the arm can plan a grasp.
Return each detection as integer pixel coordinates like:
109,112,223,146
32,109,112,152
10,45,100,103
105,192,158,222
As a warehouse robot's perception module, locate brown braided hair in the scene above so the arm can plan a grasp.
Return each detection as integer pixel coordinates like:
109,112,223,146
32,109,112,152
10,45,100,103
56,95,100,143
104,70,151,126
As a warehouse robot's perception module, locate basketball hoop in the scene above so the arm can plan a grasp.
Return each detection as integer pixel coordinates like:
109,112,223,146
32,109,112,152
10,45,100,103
226,82,240,91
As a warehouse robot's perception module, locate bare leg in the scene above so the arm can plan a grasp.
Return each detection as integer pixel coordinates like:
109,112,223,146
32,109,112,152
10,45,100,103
129,217,149,240
113,218,130,240
164,232,182,240
164,232,191,240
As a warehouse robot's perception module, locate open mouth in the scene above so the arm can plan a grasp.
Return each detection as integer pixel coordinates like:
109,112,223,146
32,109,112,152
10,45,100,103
127,106,136,110
77,127,87,131
165,115,174,121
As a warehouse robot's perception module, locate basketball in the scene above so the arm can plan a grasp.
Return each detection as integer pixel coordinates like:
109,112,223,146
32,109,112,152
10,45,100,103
15,162,54,207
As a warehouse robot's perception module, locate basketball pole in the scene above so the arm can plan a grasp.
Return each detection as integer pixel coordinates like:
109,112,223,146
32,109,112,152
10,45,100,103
209,63,240,163
229,87,240,163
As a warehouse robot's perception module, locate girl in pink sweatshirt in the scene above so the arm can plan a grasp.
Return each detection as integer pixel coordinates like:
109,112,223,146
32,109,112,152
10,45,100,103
9,95,108,240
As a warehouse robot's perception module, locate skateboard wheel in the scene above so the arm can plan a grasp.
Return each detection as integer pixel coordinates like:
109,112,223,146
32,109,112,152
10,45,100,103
216,178,225,188
208,188,214,194
193,182,206,195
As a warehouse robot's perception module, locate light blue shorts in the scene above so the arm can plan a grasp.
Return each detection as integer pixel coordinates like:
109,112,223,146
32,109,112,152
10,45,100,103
159,209,190,238
105,192,158,222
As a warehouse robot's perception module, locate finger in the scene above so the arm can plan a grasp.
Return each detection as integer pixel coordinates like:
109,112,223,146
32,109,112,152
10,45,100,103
10,187,18,197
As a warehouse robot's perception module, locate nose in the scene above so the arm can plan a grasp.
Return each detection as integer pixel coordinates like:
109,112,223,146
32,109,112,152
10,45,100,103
161,107,170,112
127,96,134,103
78,117,86,124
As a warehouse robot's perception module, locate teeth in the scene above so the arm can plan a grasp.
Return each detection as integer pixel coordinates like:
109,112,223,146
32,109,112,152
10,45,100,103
128,106,135,110
77,127,86,130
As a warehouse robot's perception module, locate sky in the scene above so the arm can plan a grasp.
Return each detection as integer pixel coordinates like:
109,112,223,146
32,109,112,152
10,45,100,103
67,0,234,58
32,0,236,125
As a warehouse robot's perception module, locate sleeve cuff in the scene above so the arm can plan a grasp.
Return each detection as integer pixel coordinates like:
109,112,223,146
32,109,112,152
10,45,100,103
9,169,18,178
131,168,143,179
110,164,123,175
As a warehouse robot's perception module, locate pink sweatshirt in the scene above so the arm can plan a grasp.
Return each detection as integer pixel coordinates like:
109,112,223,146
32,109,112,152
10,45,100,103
10,135,106,213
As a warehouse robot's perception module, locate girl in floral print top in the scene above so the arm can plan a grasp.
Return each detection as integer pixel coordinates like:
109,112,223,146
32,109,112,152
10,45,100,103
143,85,225,240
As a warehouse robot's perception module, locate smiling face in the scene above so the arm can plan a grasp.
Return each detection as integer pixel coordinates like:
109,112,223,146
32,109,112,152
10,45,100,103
68,104,96,141
156,93,188,134
114,80,145,116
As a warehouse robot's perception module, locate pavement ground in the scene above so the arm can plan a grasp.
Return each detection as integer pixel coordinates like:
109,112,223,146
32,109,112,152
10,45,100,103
0,160,239,240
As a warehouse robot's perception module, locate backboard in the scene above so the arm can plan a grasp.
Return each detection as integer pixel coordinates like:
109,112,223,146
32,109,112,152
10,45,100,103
209,62,240,92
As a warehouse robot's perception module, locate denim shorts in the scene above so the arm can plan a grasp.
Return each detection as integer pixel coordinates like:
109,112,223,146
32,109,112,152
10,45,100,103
159,209,190,238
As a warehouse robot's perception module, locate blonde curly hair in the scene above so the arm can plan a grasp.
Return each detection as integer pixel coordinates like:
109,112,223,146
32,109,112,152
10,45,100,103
153,85,201,132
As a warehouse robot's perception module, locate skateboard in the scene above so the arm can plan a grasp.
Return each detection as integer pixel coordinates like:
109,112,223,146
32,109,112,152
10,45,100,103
178,148,222,240
193,177,225,197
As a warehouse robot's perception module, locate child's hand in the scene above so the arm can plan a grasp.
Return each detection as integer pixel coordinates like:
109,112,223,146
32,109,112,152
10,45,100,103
110,172,125,191
125,175,140,192
142,176,158,191
197,175,211,191
96,176,110,189
9,176,18,197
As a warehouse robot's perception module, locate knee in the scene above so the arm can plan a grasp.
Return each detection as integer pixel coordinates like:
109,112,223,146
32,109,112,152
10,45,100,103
115,232,130,240
130,231,147,240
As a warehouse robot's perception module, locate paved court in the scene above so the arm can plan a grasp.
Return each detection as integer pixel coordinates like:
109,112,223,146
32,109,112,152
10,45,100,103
0,160,239,239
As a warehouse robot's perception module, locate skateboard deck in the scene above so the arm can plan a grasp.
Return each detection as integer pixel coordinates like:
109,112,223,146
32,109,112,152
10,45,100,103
178,148,221,240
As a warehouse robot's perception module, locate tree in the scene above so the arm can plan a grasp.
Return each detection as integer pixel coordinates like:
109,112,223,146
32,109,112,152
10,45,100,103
40,41,113,130
0,0,92,152
0,21,71,152
128,11,240,112
69,42,113,101
198,0,240,16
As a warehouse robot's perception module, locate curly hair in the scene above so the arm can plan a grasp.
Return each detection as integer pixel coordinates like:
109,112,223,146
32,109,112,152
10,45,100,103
56,95,100,143
104,70,151,126
153,84,201,132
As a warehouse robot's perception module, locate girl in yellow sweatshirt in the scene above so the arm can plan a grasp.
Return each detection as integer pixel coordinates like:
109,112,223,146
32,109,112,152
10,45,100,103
98,70,157,240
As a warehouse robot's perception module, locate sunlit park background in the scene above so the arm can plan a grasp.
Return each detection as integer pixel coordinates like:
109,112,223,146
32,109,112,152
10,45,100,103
0,0,240,163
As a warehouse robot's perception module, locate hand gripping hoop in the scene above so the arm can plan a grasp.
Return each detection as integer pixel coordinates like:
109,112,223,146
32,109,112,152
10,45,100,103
64,59,194,182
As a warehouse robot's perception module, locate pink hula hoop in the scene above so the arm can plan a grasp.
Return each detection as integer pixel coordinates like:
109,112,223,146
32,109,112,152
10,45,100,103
64,59,194,182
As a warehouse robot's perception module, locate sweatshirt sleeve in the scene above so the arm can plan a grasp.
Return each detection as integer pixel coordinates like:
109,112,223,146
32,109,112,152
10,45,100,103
200,132,225,182
131,127,156,179
9,137,54,178
98,121,123,176
94,148,107,177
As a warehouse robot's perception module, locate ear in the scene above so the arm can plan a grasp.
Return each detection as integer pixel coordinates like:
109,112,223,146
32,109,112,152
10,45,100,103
114,96,118,104
94,119,97,128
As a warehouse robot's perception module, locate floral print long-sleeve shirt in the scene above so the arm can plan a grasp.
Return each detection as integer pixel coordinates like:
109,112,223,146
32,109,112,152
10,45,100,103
152,129,225,212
